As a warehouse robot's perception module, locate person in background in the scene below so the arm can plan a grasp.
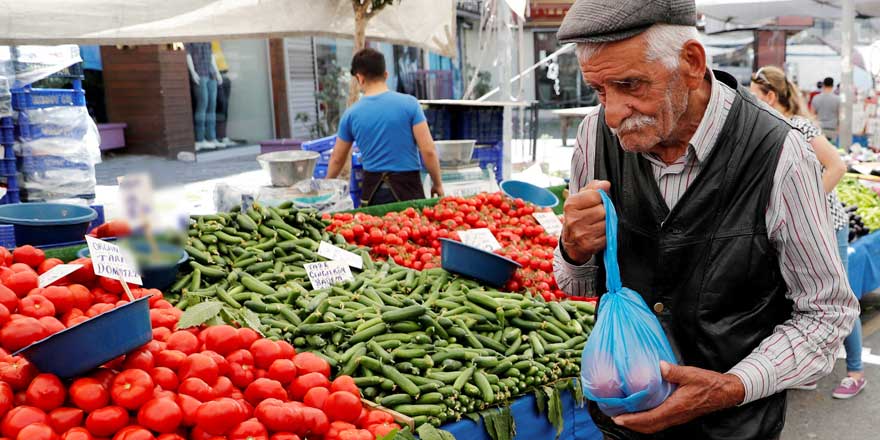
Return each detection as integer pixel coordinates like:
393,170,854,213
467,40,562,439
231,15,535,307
808,80,822,111
185,42,224,151
751,66,865,399
326,48,444,206
813,77,841,143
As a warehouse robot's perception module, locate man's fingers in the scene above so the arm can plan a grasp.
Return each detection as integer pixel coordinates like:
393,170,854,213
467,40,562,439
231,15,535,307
660,361,688,385
584,179,611,192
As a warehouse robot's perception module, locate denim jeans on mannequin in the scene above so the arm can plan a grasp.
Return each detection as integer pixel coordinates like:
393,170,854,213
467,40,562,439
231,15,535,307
193,78,218,142
837,225,863,372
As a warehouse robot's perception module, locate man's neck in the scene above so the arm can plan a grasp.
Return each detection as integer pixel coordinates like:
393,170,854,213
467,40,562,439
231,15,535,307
652,75,713,164
363,82,390,96
823,87,834,94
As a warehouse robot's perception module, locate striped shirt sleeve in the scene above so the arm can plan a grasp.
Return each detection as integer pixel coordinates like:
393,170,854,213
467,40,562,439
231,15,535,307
727,130,859,404
554,111,600,296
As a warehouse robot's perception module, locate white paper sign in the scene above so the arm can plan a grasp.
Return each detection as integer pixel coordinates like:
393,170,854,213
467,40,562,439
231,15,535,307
317,242,364,269
38,264,83,288
118,173,154,229
85,236,143,285
304,261,354,290
533,212,563,236
457,228,502,252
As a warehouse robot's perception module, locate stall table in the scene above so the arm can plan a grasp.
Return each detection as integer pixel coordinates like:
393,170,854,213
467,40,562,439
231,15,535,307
847,230,880,299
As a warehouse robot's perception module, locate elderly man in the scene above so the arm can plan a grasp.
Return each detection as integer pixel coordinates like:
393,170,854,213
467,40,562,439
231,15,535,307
554,1,858,439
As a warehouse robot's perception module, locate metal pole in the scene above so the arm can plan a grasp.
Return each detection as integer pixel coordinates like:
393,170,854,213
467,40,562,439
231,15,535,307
840,0,855,150
497,0,513,180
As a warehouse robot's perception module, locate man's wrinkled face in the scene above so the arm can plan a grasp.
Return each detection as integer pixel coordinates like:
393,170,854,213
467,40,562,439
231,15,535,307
580,37,689,153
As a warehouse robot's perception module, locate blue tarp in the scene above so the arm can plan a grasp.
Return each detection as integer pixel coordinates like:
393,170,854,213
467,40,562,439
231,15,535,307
847,231,880,299
441,389,602,440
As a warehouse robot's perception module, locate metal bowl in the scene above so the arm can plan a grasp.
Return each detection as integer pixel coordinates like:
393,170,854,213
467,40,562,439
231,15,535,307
436,140,477,166
257,150,321,187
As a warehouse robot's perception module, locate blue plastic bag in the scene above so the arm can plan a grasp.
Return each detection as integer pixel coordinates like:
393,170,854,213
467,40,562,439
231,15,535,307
580,189,678,417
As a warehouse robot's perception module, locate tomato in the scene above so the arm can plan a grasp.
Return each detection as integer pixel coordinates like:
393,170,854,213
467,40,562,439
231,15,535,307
228,419,269,440
25,374,66,412
111,426,155,440
175,394,201,427
211,376,235,398
0,286,17,313
0,246,11,266
203,325,241,355
48,407,84,434
237,328,260,348
165,331,199,354
179,353,219,385
111,369,154,410
41,286,74,314
254,400,302,433
322,391,361,423
85,406,129,437
243,378,287,406
303,387,329,410
5,271,39,297
301,406,329,435
293,352,330,378
288,372,330,401
19,295,55,319
13,245,45,268
122,347,155,371
150,309,181,330
61,427,95,440
267,359,297,385
0,382,12,419
156,434,185,440
155,350,187,371
228,362,256,390
69,378,109,412
2,405,48,438
201,350,229,377
194,397,248,435
269,434,301,440
0,317,48,352
329,376,360,398
149,367,179,391
178,378,215,402
137,398,182,433
16,422,58,440
249,339,282,370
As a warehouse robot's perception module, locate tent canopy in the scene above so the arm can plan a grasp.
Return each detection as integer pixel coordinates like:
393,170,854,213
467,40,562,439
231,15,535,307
697,0,880,24
0,0,457,58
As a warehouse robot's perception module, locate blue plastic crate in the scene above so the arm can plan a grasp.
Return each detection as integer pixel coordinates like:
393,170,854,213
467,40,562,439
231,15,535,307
459,109,503,143
0,118,12,145
19,155,91,174
350,166,364,192
0,224,15,249
302,135,337,154
11,87,86,111
1,189,20,205
351,190,362,208
425,108,452,140
313,164,328,179
15,119,88,142
0,158,15,176
5,175,18,192
3,145,13,159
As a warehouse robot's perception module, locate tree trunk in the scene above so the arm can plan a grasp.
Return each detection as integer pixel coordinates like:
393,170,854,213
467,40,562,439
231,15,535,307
340,4,370,182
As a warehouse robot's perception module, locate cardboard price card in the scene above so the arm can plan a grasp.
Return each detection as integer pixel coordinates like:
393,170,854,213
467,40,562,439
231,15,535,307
85,236,143,285
457,228,502,252
533,212,563,236
304,261,354,290
317,241,364,269
38,264,83,288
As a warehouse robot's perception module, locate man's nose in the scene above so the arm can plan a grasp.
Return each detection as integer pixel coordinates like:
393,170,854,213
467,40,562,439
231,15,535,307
603,94,632,130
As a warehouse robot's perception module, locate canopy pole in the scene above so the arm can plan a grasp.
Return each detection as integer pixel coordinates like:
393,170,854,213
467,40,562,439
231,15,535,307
840,0,855,150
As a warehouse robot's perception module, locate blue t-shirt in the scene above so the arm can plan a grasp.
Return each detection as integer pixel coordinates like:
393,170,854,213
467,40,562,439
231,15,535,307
337,91,426,172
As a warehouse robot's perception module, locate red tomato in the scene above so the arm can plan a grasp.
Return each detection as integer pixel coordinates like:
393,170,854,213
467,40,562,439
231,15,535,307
12,245,45,269
48,407,84,434
110,369,154,410
85,406,129,437
0,286,18,313
303,387,329,410
5,271,39,297
254,400,303,434
301,407,329,435
156,434,185,440
292,352,330,378
194,397,248,436
111,426,155,440
16,422,58,440
288,372,330,401
2,405,49,438
244,378,287,406
269,434,302,440
19,295,55,319
61,427,95,440
228,419,269,440
69,378,110,412
250,339,283,370
149,367,179,391
179,353,219,385
178,378,215,402
137,398,183,433
0,382,12,419
165,331,199,354
203,325,241,355
323,391,361,423
267,359,297,385
26,374,66,411
237,328,260,348
155,350,187,371
122,347,155,371
329,376,360,398
175,394,201,427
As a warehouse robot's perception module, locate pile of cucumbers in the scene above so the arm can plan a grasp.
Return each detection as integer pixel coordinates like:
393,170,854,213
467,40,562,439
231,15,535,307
172,203,595,428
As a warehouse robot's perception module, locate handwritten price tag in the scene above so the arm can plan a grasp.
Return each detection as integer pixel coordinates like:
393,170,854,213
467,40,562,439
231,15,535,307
38,264,82,288
533,212,563,236
305,261,354,290
317,242,364,269
457,228,502,252
86,236,143,285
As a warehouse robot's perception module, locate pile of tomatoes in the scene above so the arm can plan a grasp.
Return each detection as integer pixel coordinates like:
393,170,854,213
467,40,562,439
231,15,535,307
0,246,399,440
327,193,569,301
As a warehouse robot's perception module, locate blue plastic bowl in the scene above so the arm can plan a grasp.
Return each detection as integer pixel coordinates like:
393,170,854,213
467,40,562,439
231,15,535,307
500,180,559,208
440,238,521,287
15,296,152,379
0,203,97,246
79,241,188,290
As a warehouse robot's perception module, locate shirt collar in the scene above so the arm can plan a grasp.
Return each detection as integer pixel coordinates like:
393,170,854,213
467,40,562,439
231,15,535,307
687,69,727,164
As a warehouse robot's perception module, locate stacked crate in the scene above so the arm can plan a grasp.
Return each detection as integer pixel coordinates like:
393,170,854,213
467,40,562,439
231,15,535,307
302,135,363,206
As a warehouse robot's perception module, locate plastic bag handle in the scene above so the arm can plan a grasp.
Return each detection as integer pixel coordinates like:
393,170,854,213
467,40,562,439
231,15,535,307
597,189,622,293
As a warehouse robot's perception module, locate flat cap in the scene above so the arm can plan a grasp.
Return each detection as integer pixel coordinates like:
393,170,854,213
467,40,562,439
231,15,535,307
557,0,696,44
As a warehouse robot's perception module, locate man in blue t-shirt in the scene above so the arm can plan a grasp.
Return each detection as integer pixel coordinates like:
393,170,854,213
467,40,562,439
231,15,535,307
326,48,444,206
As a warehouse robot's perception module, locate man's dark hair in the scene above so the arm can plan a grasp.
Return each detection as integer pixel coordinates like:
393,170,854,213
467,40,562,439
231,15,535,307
823,77,835,88
350,48,386,81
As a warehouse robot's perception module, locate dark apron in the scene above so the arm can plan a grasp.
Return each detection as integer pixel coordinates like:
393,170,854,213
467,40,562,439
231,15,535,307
361,170,425,206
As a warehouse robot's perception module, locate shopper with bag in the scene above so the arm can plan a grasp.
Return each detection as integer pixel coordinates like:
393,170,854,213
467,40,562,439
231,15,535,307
554,1,859,439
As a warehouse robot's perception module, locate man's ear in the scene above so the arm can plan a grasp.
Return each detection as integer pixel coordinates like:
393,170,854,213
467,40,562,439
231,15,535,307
679,40,707,90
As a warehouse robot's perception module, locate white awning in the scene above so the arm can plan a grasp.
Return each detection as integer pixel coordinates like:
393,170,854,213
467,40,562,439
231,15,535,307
0,0,458,58
697,0,880,25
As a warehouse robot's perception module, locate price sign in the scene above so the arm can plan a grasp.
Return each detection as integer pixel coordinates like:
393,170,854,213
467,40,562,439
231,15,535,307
457,228,502,252
118,173,154,229
318,242,364,269
85,236,143,285
304,261,354,290
38,264,82,288
533,212,563,236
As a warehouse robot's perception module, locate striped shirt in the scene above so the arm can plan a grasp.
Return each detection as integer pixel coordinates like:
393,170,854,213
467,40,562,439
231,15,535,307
554,72,859,405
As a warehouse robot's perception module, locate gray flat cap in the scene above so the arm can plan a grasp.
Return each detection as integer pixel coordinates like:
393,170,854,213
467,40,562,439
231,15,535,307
557,0,696,44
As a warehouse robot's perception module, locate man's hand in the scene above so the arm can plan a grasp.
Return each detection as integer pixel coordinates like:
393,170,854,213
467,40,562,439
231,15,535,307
562,180,611,264
431,184,445,198
612,361,746,434
192,72,201,85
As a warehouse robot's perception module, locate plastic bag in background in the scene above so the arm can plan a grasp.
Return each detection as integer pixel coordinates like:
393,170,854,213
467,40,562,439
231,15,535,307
0,47,12,118
214,183,256,213
581,189,678,417
10,45,81,88
258,179,353,213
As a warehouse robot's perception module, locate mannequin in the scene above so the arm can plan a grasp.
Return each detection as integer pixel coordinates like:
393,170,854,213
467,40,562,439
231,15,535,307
185,42,224,151
212,41,235,147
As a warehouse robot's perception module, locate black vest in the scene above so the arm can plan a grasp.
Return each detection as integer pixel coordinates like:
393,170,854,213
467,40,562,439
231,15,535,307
587,71,794,440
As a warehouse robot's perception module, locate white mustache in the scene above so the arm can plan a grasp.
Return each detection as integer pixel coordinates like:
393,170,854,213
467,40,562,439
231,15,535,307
609,114,657,136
